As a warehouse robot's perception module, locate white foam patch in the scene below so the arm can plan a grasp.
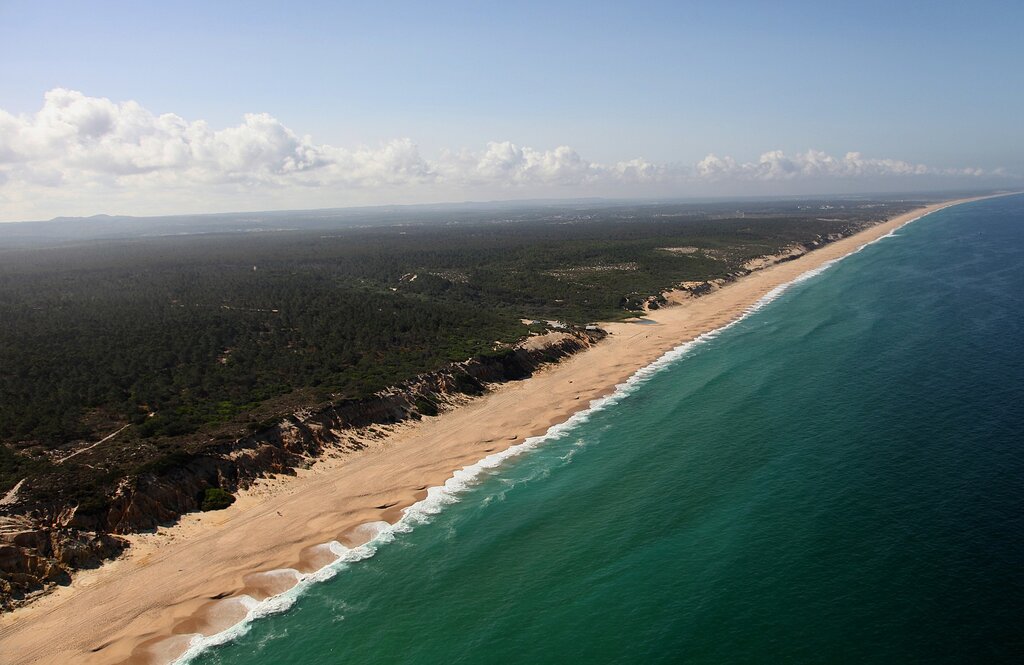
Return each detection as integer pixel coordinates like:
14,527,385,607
248,568,302,584
350,520,392,542
170,539,379,663
171,205,945,664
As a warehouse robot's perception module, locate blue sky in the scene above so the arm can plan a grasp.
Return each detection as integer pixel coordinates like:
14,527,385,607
1,0,1021,220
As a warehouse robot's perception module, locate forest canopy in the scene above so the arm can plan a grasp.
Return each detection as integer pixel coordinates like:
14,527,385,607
0,198,921,502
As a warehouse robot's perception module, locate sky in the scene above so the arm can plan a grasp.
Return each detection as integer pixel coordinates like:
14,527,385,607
1,0,1022,221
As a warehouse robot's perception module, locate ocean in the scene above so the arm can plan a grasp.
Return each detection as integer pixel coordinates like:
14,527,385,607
189,195,1023,664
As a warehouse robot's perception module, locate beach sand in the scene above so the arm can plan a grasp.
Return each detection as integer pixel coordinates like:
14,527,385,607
0,196,998,664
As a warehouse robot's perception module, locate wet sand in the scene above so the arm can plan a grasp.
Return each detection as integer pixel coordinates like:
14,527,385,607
0,195,999,664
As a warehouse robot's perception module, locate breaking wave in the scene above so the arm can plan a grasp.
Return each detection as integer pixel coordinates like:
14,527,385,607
172,205,939,664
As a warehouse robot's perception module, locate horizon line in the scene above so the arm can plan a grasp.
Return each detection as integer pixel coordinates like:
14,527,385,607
4,187,1019,227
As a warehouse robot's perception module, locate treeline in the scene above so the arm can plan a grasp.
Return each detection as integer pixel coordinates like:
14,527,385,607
0,199,916,491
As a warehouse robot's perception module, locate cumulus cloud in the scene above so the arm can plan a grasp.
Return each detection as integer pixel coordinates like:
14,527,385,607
694,148,988,181
0,89,1003,221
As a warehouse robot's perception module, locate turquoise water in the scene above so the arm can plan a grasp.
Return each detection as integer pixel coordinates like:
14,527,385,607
192,196,1024,664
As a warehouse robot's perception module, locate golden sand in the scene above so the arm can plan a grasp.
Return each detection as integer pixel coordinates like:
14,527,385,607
0,196,1001,664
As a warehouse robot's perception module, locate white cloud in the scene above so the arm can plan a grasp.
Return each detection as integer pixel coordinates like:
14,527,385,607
693,149,985,182
0,89,1006,221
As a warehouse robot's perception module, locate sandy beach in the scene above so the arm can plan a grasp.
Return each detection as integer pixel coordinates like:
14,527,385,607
0,195,1001,664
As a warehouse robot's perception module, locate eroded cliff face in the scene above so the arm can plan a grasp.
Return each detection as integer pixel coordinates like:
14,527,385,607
0,519,125,602
0,329,603,610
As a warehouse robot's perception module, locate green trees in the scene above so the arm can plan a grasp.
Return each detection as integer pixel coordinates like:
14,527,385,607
200,488,235,511
0,199,901,481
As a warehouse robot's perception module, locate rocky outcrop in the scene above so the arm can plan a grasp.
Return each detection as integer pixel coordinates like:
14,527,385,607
0,518,126,609
0,327,604,610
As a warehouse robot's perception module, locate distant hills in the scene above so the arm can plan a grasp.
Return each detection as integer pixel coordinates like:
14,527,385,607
0,191,993,248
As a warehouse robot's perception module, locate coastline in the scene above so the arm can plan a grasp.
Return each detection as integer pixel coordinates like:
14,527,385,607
0,194,1006,664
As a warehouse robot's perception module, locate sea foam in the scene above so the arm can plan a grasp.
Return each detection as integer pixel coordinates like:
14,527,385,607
171,206,940,664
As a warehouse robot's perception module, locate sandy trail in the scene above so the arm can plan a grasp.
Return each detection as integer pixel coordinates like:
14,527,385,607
0,195,1004,665
56,424,132,465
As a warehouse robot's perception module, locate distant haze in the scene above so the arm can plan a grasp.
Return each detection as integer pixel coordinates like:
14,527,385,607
1,1,1022,221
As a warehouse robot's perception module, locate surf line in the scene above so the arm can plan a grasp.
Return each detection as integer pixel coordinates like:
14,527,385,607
168,199,962,665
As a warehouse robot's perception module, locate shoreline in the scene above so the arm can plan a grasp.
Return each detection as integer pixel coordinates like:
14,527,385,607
0,194,1009,664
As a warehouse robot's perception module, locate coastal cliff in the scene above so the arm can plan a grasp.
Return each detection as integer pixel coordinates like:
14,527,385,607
0,228,883,612
0,328,604,611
